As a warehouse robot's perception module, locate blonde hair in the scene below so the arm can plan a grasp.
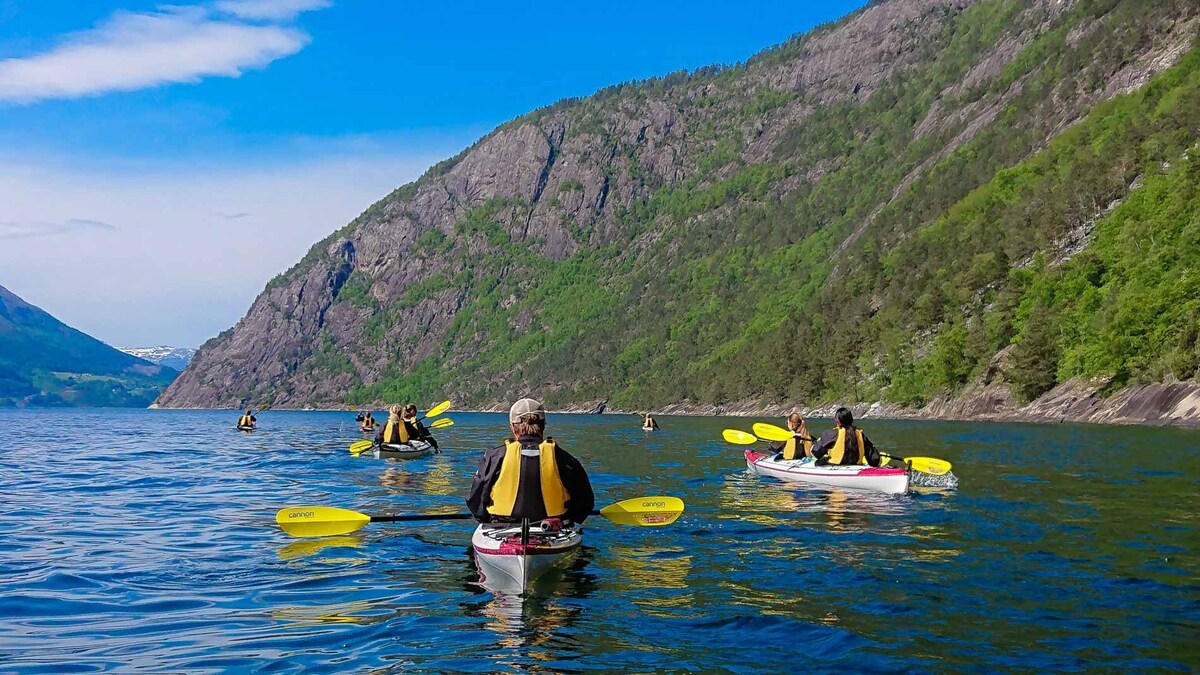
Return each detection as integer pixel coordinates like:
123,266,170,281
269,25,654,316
388,404,402,421
787,412,809,439
511,415,546,438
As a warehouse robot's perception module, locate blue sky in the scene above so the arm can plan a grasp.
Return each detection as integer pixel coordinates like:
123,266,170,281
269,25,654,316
0,0,865,347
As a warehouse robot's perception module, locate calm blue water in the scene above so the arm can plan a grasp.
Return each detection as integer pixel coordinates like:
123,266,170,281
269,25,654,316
1,408,1197,672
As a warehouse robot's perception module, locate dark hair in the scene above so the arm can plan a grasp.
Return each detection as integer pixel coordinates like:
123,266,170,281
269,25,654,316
511,415,546,438
835,407,854,428
403,404,418,417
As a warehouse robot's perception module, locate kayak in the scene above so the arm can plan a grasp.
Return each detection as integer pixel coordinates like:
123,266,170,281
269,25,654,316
471,520,583,591
745,450,909,495
372,440,434,459
236,425,255,432
642,426,655,431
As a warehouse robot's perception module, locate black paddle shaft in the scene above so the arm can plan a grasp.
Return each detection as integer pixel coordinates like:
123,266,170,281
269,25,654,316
369,513,475,523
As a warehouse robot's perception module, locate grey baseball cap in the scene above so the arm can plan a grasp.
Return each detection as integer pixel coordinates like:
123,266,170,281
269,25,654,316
509,398,546,423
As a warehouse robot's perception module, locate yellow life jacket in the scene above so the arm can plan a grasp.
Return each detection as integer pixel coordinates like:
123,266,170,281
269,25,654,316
827,427,867,465
238,415,253,427
381,419,409,444
782,434,813,460
487,439,569,518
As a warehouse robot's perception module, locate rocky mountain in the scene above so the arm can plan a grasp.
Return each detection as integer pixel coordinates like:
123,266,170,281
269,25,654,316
159,0,1200,424
118,346,196,372
0,285,177,407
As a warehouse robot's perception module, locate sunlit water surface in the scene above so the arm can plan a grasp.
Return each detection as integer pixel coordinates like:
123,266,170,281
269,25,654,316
1,409,1196,672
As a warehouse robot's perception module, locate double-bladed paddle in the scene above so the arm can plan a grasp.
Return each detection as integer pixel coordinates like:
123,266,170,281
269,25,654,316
276,496,686,538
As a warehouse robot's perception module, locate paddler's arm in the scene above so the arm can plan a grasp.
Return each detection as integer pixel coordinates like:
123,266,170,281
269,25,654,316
862,432,882,467
555,446,595,523
810,430,837,462
466,445,505,521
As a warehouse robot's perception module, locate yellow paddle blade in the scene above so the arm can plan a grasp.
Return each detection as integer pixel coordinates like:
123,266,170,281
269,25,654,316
722,429,758,445
598,496,684,527
424,400,451,419
752,422,792,442
430,418,454,429
277,506,371,538
349,440,374,454
883,454,952,475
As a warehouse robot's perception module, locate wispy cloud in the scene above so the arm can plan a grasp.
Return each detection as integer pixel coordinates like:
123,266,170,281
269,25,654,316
0,2,329,104
215,0,331,21
221,211,253,219
0,218,117,240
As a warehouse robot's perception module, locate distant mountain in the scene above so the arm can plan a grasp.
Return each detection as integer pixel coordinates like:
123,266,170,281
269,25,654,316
0,284,177,407
118,346,196,372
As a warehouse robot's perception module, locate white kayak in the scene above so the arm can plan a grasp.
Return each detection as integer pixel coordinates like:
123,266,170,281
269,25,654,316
471,520,583,592
745,450,910,495
372,440,434,459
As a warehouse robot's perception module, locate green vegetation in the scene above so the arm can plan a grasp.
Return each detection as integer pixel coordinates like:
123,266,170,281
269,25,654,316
252,1,1199,411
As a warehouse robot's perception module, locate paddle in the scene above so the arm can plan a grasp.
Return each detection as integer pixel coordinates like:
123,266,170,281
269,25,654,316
722,429,759,444
429,418,453,429
751,421,952,475
421,400,451,421
349,440,374,455
276,496,686,538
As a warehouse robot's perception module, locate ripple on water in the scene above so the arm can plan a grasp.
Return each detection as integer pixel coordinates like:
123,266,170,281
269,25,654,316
0,409,1197,672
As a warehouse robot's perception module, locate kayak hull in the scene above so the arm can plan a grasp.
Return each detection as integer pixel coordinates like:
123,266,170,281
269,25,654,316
745,450,909,495
236,426,255,432
471,521,582,592
372,440,434,459
642,426,655,431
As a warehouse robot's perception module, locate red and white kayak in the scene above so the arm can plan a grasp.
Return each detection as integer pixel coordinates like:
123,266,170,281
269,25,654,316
471,520,583,592
745,450,910,495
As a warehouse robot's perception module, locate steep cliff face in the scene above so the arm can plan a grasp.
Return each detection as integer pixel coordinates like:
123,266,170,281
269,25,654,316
159,0,1200,415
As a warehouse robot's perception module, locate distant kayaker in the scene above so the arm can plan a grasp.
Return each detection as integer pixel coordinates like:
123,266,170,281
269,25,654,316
642,413,659,430
237,410,256,430
767,412,813,460
361,411,377,431
466,398,595,524
355,411,365,423
810,407,882,466
402,403,440,453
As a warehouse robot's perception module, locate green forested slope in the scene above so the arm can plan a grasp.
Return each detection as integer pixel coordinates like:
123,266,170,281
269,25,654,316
161,0,1200,412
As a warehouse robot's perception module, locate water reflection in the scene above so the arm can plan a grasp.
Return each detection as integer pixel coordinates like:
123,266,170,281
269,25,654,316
277,535,365,562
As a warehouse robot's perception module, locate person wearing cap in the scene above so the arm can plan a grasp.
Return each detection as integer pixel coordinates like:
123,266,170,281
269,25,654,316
401,403,440,452
466,398,595,524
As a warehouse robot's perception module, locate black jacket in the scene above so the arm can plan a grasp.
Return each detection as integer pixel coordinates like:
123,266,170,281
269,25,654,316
810,427,882,466
466,434,595,523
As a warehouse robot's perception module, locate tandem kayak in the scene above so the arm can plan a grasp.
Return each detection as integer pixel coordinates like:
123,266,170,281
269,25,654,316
372,440,434,459
745,450,909,495
471,520,583,592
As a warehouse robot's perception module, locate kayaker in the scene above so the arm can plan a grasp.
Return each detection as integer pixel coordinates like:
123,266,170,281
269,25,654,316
402,403,440,453
361,411,377,431
810,407,882,466
767,412,813,460
237,410,256,429
375,405,410,446
642,413,659,429
466,398,595,524
355,411,365,423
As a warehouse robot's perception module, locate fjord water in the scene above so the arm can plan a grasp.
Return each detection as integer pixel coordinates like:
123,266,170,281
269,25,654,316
1,409,1196,672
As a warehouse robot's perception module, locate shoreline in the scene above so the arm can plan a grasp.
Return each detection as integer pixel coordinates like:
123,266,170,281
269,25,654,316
145,378,1200,429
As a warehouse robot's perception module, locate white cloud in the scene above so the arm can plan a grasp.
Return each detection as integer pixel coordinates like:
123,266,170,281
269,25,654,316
0,150,442,347
215,0,331,21
0,3,327,104
0,218,117,240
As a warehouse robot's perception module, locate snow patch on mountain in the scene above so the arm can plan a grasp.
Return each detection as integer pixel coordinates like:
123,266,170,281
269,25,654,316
118,346,196,371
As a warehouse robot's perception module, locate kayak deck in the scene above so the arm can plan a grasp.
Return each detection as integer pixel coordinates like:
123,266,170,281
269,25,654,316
471,520,582,592
372,440,434,459
746,450,910,495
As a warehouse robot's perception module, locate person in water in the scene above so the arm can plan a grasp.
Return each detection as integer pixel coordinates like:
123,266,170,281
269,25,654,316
401,403,440,452
467,398,595,524
642,413,659,429
355,411,365,423
237,410,256,429
767,412,813,460
810,407,882,466
361,411,377,431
